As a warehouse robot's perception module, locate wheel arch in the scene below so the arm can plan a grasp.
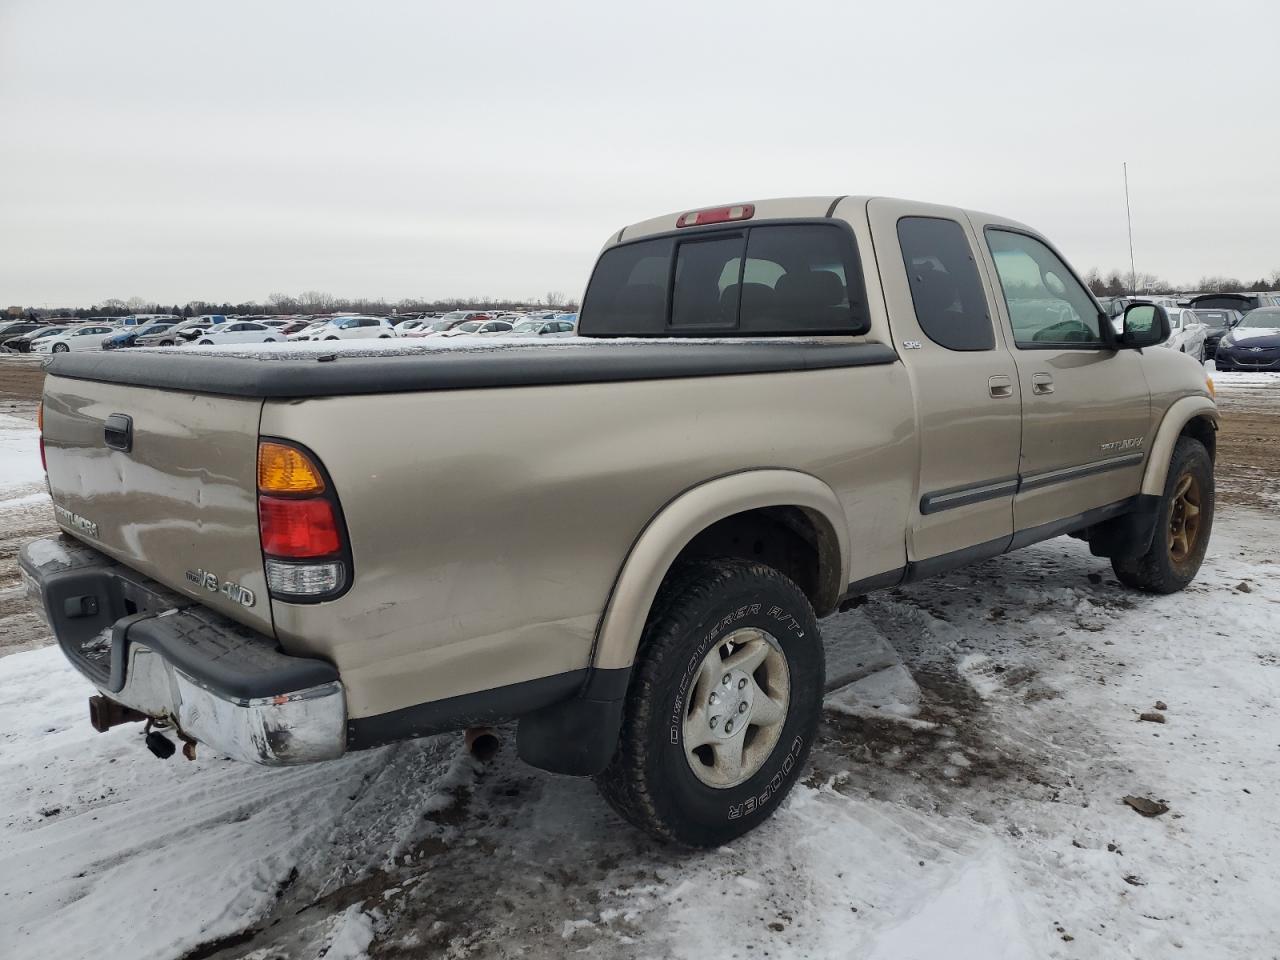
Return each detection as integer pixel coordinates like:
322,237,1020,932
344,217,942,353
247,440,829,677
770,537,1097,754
590,470,849,672
1141,396,1219,497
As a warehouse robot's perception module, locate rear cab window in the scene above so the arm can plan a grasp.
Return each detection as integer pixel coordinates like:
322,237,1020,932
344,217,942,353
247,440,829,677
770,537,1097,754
579,222,869,337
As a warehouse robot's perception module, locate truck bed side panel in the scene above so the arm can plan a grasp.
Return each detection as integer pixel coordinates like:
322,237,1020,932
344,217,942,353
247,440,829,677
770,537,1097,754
261,364,914,721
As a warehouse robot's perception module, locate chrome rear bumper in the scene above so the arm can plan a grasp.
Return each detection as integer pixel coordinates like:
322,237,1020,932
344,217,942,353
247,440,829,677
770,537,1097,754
19,535,346,765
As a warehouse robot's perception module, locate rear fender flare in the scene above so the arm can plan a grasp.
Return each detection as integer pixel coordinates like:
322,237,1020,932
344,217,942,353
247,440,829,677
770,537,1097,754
1141,395,1219,497
590,470,850,672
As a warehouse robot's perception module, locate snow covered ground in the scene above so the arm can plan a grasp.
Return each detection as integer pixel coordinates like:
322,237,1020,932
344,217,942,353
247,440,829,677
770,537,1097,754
1,375,1278,959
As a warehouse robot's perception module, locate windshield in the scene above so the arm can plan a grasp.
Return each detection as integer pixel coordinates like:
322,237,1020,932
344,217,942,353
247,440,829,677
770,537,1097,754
1194,311,1232,330
137,323,173,335
513,320,541,332
1237,309,1280,329
441,311,469,321
456,321,482,332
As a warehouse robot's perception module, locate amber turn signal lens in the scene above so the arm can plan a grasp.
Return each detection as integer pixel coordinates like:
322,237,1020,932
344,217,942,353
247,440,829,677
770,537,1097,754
258,441,325,494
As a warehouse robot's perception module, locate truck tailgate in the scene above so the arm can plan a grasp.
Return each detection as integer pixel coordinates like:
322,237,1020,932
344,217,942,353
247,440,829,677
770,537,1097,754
40,374,273,635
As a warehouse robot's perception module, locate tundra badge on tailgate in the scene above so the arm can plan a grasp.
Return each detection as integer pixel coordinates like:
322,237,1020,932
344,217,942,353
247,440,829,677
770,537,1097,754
185,569,257,608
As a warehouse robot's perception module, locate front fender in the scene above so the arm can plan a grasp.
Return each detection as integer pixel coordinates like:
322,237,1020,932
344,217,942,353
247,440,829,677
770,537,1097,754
1141,395,1219,497
590,469,849,672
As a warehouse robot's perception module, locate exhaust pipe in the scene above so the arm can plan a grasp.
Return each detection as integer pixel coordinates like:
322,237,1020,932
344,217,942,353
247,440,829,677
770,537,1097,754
88,695,146,733
464,726,500,762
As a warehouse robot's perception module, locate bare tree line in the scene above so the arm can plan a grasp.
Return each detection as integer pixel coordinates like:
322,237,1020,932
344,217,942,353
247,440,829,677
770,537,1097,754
1084,268,1280,298
7,290,579,321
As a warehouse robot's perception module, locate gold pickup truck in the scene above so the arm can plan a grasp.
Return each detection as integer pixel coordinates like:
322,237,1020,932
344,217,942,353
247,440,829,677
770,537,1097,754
19,196,1218,846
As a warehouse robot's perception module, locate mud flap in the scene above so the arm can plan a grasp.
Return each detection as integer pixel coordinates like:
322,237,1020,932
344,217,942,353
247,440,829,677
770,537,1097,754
1086,494,1162,558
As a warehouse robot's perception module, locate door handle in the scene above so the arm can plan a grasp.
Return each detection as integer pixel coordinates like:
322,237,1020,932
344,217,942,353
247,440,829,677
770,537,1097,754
988,375,1013,398
1031,373,1055,395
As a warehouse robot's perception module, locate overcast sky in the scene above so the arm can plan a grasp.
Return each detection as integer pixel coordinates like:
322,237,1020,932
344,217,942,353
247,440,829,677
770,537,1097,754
2,0,1277,308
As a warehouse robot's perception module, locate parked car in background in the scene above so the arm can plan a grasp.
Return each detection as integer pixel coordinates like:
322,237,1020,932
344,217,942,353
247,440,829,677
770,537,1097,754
1159,309,1208,361
0,320,50,348
286,320,333,341
3,325,72,353
438,318,514,338
406,312,491,338
1213,306,1280,371
1193,309,1242,359
393,319,430,336
33,324,117,353
505,317,577,338
101,321,178,350
189,321,284,346
1187,293,1272,314
135,318,209,347
278,319,314,336
290,316,395,341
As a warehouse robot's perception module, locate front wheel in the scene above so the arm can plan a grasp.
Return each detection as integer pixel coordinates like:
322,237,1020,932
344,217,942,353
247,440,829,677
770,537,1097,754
52,343,69,353
596,559,823,847
325,336,339,341
198,339,213,345
1112,437,1214,593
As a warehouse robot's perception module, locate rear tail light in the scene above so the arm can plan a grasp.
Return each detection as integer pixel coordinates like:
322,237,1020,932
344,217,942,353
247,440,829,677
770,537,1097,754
257,439,350,601
259,496,341,556
676,203,755,228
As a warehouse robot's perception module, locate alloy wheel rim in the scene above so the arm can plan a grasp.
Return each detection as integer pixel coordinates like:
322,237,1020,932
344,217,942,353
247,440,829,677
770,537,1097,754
681,627,790,789
1168,472,1202,563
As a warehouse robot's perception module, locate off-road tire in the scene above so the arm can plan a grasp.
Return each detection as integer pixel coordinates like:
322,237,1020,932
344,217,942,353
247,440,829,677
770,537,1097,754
595,559,823,847
1112,437,1214,593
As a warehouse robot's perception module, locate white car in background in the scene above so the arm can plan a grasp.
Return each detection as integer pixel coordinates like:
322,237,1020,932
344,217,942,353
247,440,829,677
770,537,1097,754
33,324,118,353
292,316,395,341
1160,308,1208,361
503,317,577,339
188,321,284,346
438,319,515,338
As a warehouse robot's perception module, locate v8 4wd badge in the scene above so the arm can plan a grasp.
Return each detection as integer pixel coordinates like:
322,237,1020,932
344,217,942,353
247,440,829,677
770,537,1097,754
185,568,256,608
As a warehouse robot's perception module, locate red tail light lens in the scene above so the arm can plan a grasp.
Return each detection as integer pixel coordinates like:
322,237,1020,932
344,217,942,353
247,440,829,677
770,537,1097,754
259,496,341,558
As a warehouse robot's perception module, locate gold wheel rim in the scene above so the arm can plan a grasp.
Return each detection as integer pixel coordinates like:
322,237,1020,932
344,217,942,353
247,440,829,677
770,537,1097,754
1167,472,1202,563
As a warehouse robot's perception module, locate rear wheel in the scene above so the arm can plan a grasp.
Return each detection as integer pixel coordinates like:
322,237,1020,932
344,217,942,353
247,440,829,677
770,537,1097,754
596,559,823,847
325,336,339,341
1112,437,1214,593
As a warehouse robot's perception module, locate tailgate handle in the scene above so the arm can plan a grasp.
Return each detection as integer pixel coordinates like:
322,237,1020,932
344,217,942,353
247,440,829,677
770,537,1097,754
104,413,133,452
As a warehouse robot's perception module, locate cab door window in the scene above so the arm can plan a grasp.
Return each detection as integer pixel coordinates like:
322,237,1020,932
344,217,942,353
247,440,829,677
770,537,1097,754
986,229,1105,348
896,217,994,350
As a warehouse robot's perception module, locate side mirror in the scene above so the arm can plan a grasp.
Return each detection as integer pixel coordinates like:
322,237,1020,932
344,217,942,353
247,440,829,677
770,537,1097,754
1119,303,1169,349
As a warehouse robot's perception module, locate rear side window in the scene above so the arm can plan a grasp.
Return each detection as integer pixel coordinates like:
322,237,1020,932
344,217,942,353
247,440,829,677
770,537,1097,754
737,225,857,334
579,223,867,337
579,237,673,336
897,217,994,351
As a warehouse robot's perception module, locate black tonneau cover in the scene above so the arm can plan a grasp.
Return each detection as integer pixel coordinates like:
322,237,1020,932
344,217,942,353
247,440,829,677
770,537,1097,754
45,339,896,399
